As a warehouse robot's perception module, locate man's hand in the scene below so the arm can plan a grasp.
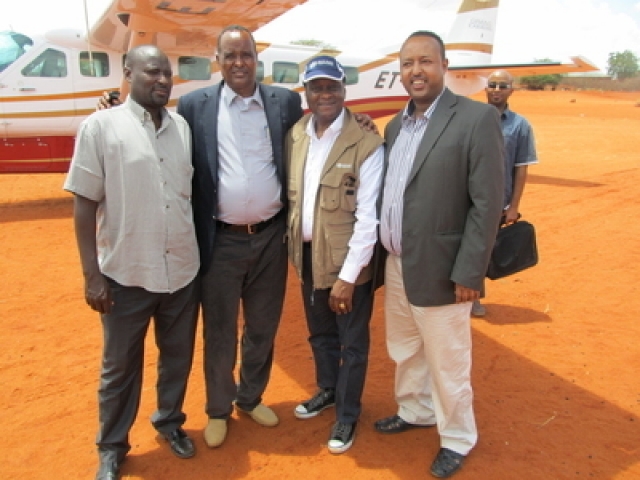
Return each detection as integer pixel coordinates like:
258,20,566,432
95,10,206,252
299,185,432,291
97,91,121,111
353,113,380,135
503,206,520,225
454,283,480,304
329,279,355,314
84,273,113,314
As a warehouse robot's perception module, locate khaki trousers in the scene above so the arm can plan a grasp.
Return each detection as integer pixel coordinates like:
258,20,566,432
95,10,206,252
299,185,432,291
384,254,477,455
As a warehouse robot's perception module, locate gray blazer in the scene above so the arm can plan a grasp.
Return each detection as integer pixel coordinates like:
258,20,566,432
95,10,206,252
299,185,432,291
383,88,504,306
177,82,303,274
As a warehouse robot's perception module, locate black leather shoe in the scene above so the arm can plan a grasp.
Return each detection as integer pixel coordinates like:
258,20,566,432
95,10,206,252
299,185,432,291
163,428,196,459
430,448,465,478
374,414,434,434
95,461,119,480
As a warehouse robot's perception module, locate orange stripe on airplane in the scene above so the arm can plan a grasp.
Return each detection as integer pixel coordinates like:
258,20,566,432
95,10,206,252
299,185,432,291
445,43,493,54
0,89,117,103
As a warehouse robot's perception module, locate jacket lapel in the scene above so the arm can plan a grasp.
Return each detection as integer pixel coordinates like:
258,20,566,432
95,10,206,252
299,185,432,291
261,85,287,200
262,85,283,160
407,88,457,184
200,84,221,185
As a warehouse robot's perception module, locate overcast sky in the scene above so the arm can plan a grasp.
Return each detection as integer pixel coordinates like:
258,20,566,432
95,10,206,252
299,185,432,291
4,0,640,72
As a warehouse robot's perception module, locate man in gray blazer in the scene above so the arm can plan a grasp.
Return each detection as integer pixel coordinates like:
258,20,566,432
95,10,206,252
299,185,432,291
177,25,303,448
373,31,504,478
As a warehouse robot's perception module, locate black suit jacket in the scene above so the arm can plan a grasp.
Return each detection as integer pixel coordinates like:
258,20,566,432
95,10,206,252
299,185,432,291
177,82,303,274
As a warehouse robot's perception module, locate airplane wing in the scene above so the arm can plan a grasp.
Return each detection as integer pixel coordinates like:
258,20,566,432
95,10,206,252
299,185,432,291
88,0,309,56
448,56,601,76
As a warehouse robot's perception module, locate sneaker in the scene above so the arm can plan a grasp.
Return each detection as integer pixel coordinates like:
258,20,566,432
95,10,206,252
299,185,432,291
471,300,486,317
294,389,335,419
328,421,356,454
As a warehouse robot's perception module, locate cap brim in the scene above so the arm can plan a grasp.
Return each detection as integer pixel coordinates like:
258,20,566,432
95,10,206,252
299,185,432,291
303,73,345,83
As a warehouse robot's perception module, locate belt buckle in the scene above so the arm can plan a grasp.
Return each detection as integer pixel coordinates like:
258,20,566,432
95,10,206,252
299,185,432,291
247,223,257,234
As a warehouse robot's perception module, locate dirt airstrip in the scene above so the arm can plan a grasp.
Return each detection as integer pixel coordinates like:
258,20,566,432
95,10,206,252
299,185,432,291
1,89,639,479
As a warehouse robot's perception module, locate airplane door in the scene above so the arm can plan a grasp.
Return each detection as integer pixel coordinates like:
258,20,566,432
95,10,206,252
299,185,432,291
2,46,76,136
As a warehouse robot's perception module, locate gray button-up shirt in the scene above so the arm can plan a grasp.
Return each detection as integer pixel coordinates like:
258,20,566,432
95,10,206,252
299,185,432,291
64,97,199,293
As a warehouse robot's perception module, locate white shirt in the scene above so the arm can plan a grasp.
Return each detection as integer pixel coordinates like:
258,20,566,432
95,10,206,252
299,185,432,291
63,97,199,293
303,109,384,283
217,83,282,224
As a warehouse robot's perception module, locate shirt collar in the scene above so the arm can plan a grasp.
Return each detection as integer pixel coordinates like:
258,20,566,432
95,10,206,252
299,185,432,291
221,82,263,108
306,108,345,139
124,96,170,128
402,87,446,121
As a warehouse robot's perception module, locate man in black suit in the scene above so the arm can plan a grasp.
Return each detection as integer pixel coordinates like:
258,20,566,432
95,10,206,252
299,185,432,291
177,25,303,447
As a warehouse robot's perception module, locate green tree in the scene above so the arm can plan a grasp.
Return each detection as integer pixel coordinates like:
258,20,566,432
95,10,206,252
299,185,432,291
290,39,337,50
518,59,563,90
607,50,639,80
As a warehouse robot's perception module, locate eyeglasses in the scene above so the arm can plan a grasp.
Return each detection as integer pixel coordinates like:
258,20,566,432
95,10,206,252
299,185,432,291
487,82,512,90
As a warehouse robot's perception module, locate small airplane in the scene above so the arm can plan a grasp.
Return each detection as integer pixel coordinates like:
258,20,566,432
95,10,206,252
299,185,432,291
0,0,598,173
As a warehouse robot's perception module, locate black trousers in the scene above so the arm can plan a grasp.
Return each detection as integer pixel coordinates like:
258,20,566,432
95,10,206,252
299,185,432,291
200,217,288,418
96,277,199,462
300,243,374,424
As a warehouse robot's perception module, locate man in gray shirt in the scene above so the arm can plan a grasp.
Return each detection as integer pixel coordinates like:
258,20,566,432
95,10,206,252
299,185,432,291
65,45,199,480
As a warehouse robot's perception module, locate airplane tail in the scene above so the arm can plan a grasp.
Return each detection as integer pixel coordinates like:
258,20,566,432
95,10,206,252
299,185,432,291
445,0,499,66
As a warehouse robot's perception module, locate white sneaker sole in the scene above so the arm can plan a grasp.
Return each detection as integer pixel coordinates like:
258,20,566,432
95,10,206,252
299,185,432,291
294,402,335,420
328,433,355,454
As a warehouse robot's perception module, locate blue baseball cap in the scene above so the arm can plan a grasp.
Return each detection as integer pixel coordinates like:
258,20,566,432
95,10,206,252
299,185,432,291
303,56,345,83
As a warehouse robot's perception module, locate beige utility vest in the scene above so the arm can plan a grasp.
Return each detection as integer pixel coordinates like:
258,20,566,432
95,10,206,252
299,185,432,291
286,110,384,289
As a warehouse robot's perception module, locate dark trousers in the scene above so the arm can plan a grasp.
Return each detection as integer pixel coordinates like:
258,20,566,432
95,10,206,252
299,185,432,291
200,217,287,418
96,277,199,462
301,244,373,425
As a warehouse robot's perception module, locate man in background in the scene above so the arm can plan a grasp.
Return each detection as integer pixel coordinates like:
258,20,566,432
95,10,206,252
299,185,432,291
472,69,539,317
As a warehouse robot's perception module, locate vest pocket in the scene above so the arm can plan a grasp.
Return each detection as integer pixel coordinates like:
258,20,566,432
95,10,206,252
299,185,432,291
327,228,352,268
319,181,340,212
319,173,357,213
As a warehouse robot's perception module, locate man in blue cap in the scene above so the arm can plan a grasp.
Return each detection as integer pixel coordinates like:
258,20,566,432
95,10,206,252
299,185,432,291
285,56,384,454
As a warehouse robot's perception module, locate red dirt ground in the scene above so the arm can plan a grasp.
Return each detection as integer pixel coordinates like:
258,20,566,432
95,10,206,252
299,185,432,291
1,90,639,479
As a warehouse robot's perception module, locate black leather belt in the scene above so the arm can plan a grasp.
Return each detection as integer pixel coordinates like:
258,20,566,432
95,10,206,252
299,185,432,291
216,210,282,235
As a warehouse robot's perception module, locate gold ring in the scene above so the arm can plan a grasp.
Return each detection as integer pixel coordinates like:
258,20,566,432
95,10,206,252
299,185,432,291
339,303,346,308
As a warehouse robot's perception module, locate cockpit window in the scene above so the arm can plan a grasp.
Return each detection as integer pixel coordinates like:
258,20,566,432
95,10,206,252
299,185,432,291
22,48,67,78
0,31,34,73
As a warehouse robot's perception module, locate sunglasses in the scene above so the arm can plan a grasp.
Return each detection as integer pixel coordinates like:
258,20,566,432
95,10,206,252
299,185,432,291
487,82,512,90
